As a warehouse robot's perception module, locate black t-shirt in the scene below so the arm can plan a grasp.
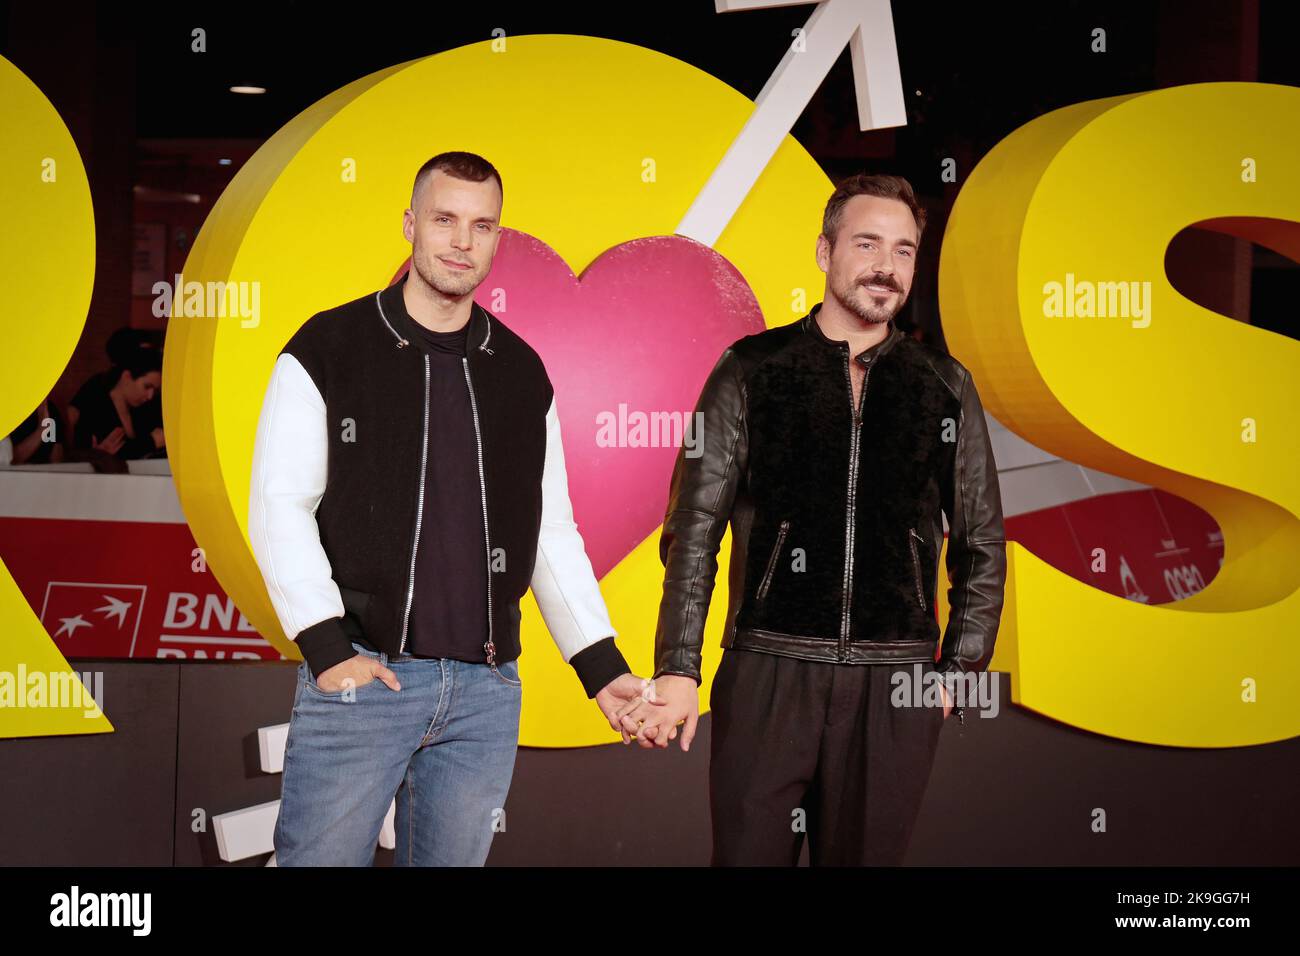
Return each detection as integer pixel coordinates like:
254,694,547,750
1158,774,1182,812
394,297,491,663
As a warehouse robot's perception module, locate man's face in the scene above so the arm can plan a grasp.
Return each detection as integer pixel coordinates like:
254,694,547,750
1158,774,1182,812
403,169,502,297
816,194,919,325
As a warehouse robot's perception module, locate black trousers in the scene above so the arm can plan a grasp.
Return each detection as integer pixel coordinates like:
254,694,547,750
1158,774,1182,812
709,647,946,866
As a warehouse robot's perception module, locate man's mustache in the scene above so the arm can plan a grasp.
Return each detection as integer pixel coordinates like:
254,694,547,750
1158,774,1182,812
858,275,902,292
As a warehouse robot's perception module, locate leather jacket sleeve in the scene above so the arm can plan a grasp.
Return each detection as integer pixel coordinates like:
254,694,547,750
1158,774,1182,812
937,370,1007,696
652,347,747,685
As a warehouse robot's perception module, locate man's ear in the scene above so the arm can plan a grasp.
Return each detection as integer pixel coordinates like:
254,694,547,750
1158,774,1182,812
402,208,415,244
815,233,831,273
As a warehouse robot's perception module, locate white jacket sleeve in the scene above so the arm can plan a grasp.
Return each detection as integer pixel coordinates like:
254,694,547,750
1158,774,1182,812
530,395,619,664
248,353,345,644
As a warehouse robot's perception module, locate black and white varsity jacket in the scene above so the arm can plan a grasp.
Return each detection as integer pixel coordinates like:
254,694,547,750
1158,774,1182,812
248,280,631,697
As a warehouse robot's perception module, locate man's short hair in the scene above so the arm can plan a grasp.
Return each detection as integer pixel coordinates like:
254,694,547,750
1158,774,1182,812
411,151,503,207
821,173,926,248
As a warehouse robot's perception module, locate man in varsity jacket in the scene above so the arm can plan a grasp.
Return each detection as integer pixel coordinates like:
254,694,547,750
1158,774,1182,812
249,151,650,866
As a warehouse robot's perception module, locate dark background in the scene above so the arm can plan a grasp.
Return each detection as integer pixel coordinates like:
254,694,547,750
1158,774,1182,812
3,659,1297,865
1,0,1296,865
1,0,1295,408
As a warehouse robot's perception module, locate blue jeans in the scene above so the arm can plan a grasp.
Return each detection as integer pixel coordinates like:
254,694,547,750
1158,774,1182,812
274,640,523,866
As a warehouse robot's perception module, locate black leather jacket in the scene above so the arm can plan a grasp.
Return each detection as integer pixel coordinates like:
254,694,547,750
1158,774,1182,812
652,305,1007,723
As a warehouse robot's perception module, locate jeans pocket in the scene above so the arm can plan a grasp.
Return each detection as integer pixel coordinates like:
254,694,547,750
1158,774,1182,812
304,663,376,699
489,659,522,687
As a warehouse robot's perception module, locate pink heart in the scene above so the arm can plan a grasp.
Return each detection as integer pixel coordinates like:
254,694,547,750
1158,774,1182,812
394,231,766,577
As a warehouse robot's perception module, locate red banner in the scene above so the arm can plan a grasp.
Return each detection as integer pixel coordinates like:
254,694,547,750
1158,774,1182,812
0,488,1218,660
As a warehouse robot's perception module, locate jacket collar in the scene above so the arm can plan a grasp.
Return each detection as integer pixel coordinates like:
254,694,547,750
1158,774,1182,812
802,301,902,366
375,271,494,354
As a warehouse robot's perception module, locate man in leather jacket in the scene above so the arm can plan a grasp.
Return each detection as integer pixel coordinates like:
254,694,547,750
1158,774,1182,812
618,173,1007,865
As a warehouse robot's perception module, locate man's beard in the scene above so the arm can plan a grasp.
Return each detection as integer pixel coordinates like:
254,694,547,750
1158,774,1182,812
413,250,482,298
831,271,907,325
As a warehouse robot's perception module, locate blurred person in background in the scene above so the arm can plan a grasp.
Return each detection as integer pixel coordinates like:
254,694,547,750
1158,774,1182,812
5,396,68,465
68,345,165,460
107,327,165,456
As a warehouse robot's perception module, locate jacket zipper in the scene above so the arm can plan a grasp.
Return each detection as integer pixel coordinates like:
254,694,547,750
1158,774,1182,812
756,519,790,603
376,290,496,659
838,353,870,661
908,527,927,611
398,354,431,655
461,356,496,665
816,318,959,721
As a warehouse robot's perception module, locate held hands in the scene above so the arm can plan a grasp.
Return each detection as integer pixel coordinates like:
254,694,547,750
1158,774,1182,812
595,673,664,744
613,674,699,751
315,654,401,693
594,669,950,748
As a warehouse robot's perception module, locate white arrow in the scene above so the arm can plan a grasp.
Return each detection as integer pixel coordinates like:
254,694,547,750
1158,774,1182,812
95,594,133,628
55,615,92,639
676,0,906,247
